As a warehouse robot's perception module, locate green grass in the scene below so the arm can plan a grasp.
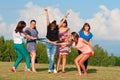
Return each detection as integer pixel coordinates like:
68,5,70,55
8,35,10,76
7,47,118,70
0,62,120,80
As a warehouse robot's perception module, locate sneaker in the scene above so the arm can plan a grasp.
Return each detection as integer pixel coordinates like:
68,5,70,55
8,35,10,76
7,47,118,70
11,67,16,72
48,70,52,73
53,69,57,73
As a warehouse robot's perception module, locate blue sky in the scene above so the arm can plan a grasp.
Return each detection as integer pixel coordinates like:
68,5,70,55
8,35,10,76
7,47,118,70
0,0,120,56
1,0,120,24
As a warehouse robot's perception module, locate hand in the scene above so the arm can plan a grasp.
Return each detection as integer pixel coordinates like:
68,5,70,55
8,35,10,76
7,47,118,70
66,10,70,16
92,50,94,55
44,8,48,12
31,37,37,40
52,42,57,45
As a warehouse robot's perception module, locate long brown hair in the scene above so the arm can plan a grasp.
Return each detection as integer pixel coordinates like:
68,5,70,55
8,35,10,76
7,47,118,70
15,21,26,33
71,32,79,45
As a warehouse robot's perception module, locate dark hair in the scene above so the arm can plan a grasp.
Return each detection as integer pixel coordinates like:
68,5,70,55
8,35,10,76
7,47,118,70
50,20,57,28
61,19,68,27
81,23,91,32
30,20,38,34
71,32,79,45
15,21,26,33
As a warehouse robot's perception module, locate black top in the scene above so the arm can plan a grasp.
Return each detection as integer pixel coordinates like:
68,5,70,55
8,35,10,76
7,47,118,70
46,25,59,41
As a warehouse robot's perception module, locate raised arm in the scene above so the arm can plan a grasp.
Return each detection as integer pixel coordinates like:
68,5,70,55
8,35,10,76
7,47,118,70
58,11,70,28
44,8,50,26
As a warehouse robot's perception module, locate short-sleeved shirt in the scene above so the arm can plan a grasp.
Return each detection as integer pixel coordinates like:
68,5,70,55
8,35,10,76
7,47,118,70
79,30,93,42
46,25,59,41
13,31,25,44
24,27,38,43
73,38,92,53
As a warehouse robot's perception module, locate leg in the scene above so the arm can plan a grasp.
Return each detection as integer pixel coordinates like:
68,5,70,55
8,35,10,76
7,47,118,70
20,45,31,72
78,50,83,71
46,43,56,71
56,54,62,72
62,54,66,73
46,45,51,71
13,50,23,69
84,59,88,69
49,44,56,70
13,44,23,69
74,54,84,75
79,54,90,76
30,51,36,72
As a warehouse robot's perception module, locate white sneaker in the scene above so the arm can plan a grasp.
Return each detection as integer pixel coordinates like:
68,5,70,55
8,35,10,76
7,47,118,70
48,70,52,73
53,69,57,73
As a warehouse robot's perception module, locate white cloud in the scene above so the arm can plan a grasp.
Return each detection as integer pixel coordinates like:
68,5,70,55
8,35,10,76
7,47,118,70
0,16,3,21
19,2,85,37
87,5,120,40
0,2,120,40
0,15,15,39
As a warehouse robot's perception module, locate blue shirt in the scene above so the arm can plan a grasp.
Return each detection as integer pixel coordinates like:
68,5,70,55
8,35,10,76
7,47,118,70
79,30,93,42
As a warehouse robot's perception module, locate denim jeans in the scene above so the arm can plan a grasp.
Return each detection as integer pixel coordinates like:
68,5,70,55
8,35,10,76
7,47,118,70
46,42,57,70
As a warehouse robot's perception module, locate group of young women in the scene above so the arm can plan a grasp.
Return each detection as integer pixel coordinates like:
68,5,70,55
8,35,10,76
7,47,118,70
11,8,94,76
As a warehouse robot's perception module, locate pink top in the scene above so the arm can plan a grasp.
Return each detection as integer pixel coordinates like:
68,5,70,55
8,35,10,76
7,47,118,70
73,38,92,54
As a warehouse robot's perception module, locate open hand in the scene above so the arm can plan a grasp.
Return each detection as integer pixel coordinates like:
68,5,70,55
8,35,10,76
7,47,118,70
44,8,48,12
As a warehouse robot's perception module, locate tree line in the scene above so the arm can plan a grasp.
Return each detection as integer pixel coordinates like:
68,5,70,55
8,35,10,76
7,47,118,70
0,36,120,66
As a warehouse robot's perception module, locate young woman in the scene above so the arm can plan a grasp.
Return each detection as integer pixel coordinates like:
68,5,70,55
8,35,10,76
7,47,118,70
24,20,38,72
11,21,37,72
71,32,94,76
58,32,94,75
56,19,71,73
78,23,93,70
44,8,70,73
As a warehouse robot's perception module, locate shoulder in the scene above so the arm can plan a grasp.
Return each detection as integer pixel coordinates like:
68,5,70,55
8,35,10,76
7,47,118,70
24,27,30,31
79,30,83,35
66,27,70,32
89,32,93,37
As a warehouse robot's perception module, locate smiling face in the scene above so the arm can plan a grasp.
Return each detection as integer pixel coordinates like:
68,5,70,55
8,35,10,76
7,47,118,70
82,23,91,32
61,22,67,28
84,25,90,32
50,23,56,30
30,21,36,29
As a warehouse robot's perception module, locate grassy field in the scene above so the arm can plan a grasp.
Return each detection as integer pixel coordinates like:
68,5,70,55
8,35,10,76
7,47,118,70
0,62,120,80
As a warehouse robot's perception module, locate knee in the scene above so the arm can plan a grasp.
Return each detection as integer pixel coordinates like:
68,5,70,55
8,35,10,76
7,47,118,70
74,59,78,64
18,56,23,60
79,61,83,65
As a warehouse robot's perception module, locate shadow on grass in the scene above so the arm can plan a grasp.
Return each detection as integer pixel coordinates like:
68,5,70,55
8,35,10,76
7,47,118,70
36,68,48,72
65,67,97,73
87,69,97,73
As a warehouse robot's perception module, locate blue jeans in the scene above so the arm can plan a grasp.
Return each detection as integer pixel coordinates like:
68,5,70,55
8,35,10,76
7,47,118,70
46,42,57,70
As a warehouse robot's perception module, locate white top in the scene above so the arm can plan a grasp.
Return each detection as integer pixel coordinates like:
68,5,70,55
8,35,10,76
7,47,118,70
13,31,25,44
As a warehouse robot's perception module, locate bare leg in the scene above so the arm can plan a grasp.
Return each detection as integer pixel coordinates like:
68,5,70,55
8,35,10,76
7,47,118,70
30,51,36,72
79,54,89,76
74,54,84,75
62,54,66,73
56,54,61,72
